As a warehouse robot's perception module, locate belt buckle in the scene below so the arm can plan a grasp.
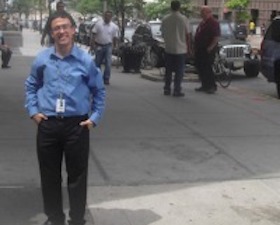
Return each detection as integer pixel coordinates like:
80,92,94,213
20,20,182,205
56,115,64,119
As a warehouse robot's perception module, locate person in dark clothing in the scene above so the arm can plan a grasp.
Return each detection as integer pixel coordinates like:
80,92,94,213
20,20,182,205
194,5,220,94
0,33,12,68
41,1,65,46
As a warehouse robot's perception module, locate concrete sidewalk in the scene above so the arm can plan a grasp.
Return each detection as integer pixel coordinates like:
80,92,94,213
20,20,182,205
3,28,280,225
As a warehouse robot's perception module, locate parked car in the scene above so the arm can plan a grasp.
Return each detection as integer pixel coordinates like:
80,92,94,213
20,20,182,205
230,22,248,41
188,19,259,77
260,16,280,98
76,20,96,46
234,23,248,41
148,20,162,38
131,23,165,68
124,26,136,43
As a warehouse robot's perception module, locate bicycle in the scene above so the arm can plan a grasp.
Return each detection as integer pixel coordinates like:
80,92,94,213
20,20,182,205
212,51,232,88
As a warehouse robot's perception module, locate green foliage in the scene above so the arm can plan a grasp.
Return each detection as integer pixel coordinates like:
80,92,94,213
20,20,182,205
235,10,250,23
225,0,249,9
12,0,33,15
11,0,44,17
144,0,191,20
225,0,250,23
76,0,103,16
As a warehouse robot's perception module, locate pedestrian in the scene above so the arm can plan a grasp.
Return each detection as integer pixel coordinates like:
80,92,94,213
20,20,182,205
91,10,119,85
33,20,38,31
41,1,65,46
161,0,191,97
0,31,12,68
249,20,255,36
24,11,106,225
261,23,266,36
194,5,220,94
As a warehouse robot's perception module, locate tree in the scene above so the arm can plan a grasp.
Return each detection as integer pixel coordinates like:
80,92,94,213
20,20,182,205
225,0,250,23
12,0,34,18
75,0,103,17
144,0,191,20
225,0,249,9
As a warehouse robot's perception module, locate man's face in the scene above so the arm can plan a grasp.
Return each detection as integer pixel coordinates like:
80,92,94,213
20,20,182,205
104,12,112,24
200,8,210,20
51,17,75,47
56,4,64,12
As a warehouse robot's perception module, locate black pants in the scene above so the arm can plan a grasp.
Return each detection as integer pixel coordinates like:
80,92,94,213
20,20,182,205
1,48,12,67
37,116,89,225
195,49,216,90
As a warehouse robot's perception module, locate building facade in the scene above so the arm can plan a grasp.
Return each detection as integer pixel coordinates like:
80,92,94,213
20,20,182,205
191,0,280,28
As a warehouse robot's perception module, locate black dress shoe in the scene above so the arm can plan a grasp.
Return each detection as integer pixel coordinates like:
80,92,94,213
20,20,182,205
43,220,65,225
164,90,171,96
195,86,205,92
205,87,217,94
104,80,110,85
173,92,185,97
2,65,11,69
122,70,130,73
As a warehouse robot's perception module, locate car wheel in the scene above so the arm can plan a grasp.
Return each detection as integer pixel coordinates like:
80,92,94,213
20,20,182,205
244,59,260,77
276,82,280,99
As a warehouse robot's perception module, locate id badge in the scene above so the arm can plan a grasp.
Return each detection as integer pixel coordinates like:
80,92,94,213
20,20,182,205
56,98,65,113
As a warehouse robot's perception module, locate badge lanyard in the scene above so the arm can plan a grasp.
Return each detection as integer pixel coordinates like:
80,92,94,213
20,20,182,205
55,62,66,113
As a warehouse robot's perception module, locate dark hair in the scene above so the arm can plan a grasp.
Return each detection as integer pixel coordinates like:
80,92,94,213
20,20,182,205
104,10,113,15
48,11,76,31
56,1,65,8
171,0,180,11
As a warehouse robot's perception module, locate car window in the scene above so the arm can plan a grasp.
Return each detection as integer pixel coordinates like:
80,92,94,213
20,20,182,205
190,21,233,38
220,22,234,37
124,27,135,42
191,24,198,36
150,23,162,36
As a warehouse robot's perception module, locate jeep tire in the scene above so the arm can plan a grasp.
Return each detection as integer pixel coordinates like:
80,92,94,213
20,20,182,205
244,59,260,77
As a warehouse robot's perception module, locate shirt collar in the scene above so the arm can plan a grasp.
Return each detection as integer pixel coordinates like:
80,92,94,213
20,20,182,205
50,45,79,59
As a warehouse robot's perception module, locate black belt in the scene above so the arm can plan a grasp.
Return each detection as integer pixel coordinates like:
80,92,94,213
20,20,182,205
48,115,88,120
95,42,112,46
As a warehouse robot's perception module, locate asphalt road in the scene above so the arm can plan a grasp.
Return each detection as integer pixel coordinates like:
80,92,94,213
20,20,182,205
2,29,280,225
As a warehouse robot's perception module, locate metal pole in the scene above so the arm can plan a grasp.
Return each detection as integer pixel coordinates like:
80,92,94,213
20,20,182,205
39,0,43,33
48,0,52,16
103,0,107,13
220,0,224,20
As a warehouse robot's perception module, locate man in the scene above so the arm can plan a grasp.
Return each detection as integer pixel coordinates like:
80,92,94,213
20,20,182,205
41,1,65,46
91,10,119,85
194,5,220,94
161,0,191,97
0,31,12,68
25,11,105,225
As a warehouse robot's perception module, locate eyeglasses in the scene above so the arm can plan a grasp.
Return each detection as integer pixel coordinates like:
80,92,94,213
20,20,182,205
52,24,72,32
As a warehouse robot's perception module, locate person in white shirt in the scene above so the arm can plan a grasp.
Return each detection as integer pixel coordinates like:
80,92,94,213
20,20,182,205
91,11,119,85
161,0,191,97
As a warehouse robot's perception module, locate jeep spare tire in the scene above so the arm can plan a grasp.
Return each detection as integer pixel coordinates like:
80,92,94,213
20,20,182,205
244,59,260,77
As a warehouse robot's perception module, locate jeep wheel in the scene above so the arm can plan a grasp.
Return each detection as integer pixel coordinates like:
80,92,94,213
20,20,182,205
277,82,280,99
244,60,260,77
150,50,159,68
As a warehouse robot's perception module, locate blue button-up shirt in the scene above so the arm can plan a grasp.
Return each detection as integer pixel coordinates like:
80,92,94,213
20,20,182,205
25,45,106,125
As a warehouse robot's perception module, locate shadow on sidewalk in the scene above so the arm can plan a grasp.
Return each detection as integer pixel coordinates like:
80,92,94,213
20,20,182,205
90,207,161,225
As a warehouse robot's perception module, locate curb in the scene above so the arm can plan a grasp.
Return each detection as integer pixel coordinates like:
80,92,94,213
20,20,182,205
141,68,199,82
